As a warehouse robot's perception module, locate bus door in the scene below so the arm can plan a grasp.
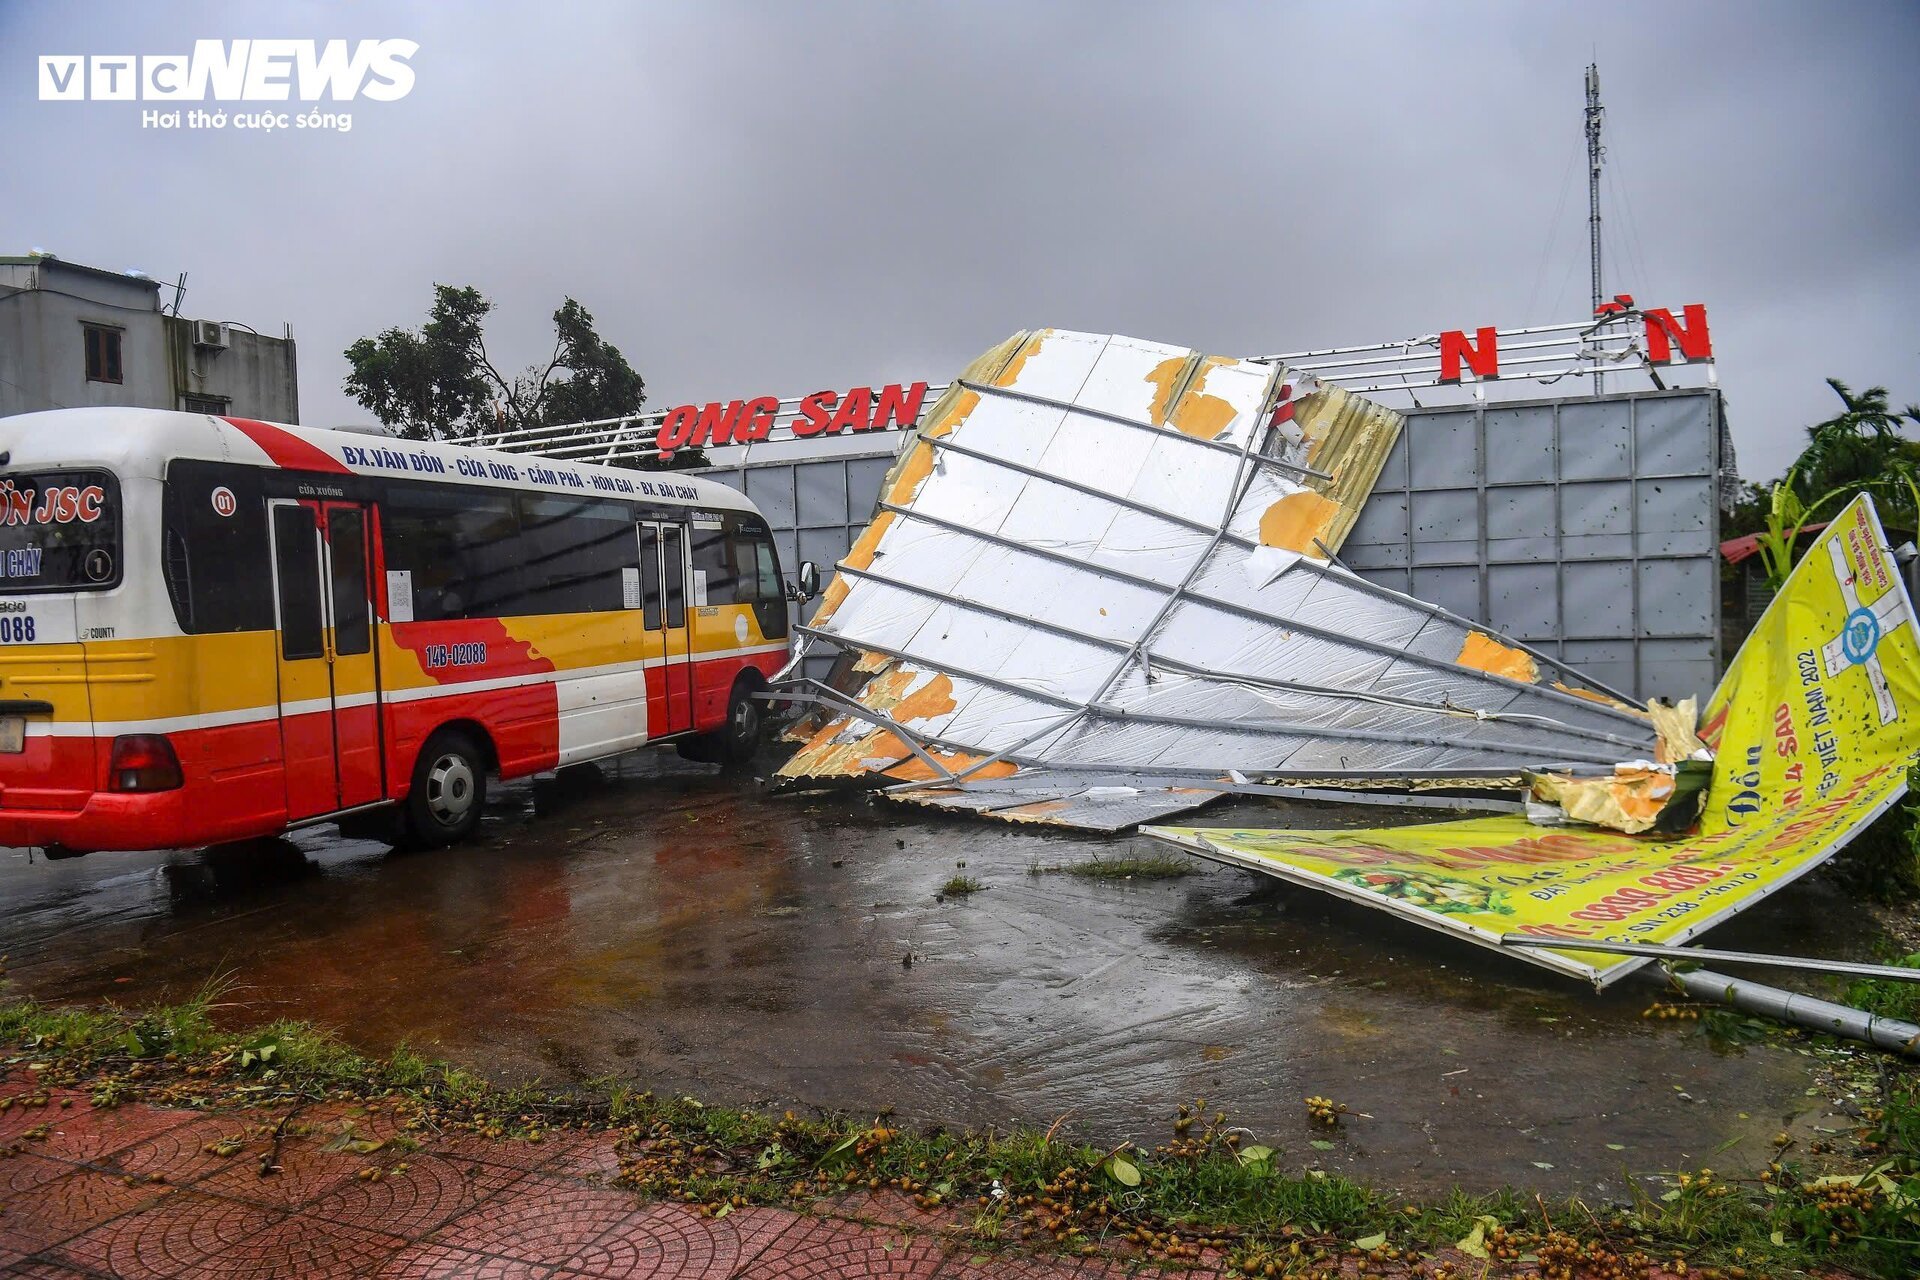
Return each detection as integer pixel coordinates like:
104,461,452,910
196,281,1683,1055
268,500,384,820
639,520,695,736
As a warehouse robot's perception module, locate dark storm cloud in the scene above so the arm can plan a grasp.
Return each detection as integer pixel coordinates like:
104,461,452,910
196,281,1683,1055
3,0,1915,477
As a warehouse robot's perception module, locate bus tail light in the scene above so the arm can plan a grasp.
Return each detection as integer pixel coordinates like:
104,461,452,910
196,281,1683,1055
107,735,184,793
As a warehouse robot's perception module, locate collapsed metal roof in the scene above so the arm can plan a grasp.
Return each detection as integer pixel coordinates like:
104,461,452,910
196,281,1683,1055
776,329,1659,827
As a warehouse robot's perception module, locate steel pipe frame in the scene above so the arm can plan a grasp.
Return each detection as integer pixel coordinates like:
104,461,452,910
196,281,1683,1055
868,499,1653,735
795,622,1628,768
907,408,1643,709
951,379,1332,483
1501,936,1920,984
826,560,1648,754
773,681,957,781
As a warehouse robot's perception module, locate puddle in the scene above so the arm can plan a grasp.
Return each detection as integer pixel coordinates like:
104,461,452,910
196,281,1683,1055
0,752,1867,1195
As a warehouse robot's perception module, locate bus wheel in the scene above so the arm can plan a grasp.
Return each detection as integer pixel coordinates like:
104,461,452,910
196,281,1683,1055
677,680,763,769
405,729,488,847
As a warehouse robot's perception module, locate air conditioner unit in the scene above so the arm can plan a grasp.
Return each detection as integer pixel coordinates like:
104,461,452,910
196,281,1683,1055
192,320,229,350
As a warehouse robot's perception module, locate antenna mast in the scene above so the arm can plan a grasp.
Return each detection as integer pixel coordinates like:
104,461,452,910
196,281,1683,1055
1584,63,1605,393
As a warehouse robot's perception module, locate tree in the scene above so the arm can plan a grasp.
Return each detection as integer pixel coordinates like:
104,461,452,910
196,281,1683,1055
1741,379,1920,592
343,285,680,465
1790,379,1920,526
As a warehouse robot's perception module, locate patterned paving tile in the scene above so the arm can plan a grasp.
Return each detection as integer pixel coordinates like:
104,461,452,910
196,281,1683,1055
557,1200,747,1278
0,1165,170,1256
191,1132,368,1210
3,1258,99,1279
734,1214,950,1279
932,1248,1141,1279
13,1103,198,1167
419,1130,574,1175
379,1241,560,1278
43,1189,283,1279
0,1092,91,1144
1,1149,80,1197
89,1111,265,1187
181,1213,408,1278
301,1153,529,1239
538,1130,626,1183
425,1173,641,1268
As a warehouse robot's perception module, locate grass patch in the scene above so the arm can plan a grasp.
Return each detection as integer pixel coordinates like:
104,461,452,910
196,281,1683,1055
1058,854,1196,881
940,875,983,897
5,992,1920,1277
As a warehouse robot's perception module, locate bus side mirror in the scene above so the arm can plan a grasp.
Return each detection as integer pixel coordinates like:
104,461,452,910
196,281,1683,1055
796,560,820,602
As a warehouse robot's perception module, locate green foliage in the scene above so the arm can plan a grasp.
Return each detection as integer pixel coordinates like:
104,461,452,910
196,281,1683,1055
1792,380,1920,528
1733,377,1919,596
343,285,685,464
940,874,983,897
1846,953,1920,1025
342,284,498,441
1829,767,1920,902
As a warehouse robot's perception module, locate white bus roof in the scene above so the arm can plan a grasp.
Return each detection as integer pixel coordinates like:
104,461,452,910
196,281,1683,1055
0,408,757,514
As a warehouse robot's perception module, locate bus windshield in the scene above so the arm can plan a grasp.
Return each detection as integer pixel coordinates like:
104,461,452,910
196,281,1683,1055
0,469,121,592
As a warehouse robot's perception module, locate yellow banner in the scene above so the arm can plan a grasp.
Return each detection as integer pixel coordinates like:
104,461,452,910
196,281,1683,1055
1148,495,1920,986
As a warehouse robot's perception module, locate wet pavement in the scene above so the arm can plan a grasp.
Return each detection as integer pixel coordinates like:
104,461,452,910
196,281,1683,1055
0,752,1877,1198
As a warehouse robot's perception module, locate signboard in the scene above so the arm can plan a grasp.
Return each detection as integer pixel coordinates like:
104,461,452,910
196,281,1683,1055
1148,495,1919,987
654,382,930,458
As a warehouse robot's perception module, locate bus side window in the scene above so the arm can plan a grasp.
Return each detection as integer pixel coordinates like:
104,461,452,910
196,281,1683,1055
328,508,371,657
381,487,524,621
272,506,325,660
161,462,273,634
638,525,661,630
661,526,686,629
690,522,735,605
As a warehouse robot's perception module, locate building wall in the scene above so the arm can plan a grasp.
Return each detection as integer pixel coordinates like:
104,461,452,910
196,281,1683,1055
164,318,300,422
0,259,298,422
1342,388,1723,704
0,283,173,416
697,386,1727,703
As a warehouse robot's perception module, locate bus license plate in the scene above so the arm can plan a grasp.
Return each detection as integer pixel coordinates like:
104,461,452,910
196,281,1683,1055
0,718,21,754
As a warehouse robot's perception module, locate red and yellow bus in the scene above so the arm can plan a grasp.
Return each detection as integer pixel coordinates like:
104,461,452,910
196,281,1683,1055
0,408,792,855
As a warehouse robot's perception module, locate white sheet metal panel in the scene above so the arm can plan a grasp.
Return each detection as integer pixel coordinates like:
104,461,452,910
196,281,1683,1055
780,329,1658,814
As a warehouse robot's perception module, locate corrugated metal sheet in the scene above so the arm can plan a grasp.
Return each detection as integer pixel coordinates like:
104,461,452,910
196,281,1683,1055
777,329,1658,828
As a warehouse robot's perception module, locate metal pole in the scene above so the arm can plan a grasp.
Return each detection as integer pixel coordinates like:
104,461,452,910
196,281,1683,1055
1585,63,1605,395
1668,968,1920,1058
1502,936,1920,984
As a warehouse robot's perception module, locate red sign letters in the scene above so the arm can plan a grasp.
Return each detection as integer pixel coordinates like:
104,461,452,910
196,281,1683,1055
656,382,930,458
1438,303,1712,384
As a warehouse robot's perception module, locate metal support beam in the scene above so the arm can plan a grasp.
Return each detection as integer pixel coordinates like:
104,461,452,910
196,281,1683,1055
872,500,1651,733
828,561,1647,754
953,378,1332,483
797,623,1627,766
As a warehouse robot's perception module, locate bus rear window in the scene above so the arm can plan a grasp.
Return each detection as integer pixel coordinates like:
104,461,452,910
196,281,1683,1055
0,470,120,592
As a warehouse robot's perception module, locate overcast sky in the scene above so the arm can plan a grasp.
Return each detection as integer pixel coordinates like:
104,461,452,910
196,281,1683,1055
3,0,1915,479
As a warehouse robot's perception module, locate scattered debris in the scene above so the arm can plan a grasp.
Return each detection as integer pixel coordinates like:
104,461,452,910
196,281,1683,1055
1148,496,1919,990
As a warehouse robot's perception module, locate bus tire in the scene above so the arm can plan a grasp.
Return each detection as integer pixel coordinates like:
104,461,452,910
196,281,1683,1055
403,728,488,848
677,678,763,769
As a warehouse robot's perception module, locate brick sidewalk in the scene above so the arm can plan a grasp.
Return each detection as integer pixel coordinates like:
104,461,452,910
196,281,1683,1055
1,1082,1162,1278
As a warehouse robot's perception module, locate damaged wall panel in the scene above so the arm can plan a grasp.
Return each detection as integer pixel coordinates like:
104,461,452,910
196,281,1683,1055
777,329,1661,827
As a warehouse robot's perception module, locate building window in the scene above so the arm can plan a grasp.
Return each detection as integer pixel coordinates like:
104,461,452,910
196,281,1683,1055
83,325,123,384
182,394,228,415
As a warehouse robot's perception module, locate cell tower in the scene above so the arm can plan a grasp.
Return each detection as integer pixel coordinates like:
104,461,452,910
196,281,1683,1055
1585,63,1605,393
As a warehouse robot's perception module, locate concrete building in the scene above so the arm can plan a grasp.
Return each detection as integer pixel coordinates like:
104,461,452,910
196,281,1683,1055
0,254,298,422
